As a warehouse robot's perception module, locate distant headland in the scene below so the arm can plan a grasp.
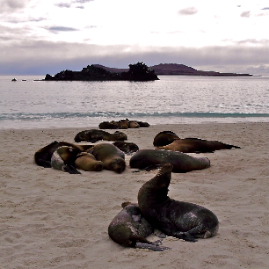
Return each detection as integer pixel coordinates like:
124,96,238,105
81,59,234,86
45,62,251,81
45,62,159,81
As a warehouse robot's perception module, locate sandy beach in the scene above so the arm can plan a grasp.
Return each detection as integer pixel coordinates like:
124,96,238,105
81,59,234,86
0,122,268,269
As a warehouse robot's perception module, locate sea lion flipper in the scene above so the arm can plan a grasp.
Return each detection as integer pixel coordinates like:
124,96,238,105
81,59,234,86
135,242,171,251
63,164,81,174
173,231,197,242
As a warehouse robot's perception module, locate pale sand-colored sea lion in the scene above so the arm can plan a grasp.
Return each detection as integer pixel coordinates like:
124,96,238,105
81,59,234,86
88,143,126,173
117,119,130,129
74,129,127,143
138,164,219,242
74,152,103,171
128,121,140,128
157,137,240,153
129,149,210,173
108,202,170,251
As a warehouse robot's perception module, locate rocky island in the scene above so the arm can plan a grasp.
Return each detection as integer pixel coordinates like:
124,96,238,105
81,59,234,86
45,62,159,81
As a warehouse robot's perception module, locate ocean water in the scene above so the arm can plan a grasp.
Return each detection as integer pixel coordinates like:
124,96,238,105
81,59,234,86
0,75,268,129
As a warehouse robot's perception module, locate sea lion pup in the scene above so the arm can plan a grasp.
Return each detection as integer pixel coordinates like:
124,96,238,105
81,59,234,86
153,131,179,147
51,146,81,174
34,141,88,168
99,121,119,129
138,164,219,242
113,141,139,154
157,137,241,153
129,149,210,173
74,129,127,143
88,143,126,173
74,152,103,171
108,202,170,251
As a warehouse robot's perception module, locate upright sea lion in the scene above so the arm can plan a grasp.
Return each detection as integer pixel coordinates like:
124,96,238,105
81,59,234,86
74,129,127,143
74,152,103,171
51,146,81,174
113,141,139,154
157,138,241,153
153,131,179,147
34,141,87,168
138,164,219,242
129,149,210,173
88,143,126,173
108,202,170,251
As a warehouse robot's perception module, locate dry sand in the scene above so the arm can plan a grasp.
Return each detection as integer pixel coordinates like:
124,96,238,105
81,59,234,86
0,122,268,269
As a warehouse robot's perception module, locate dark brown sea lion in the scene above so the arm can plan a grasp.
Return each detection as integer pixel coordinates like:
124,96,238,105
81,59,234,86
51,146,81,174
88,143,126,173
74,129,127,143
129,149,210,173
157,138,241,153
138,163,219,242
136,121,150,127
113,141,139,154
74,152,103,171
153,131,179,147
34,141,87,168
99,121,119,129
108,202,170,251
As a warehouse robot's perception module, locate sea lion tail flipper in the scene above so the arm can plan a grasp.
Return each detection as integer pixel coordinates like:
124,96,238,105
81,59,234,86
135,242,171,251
63,164,81,174
173,232,197,242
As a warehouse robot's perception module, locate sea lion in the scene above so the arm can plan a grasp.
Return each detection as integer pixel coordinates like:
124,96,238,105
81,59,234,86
74,152,103,171
129,149,210,173
138,163,219,242
74,129,127,143
118,119,130,129
108,202,170,251
113,141,139,154
88,143,126,173
51,146,81,174
136,121,150,127
34,141,88,168
153,131,179,147
99,121,119,129
128,121,140,128
157,138,241,153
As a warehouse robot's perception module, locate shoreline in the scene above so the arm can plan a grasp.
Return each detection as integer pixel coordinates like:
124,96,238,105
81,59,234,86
0,122,268,268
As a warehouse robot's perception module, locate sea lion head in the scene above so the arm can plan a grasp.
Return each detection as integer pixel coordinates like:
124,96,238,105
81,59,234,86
109,158,126,173
144,163,173,192
57,146,81,163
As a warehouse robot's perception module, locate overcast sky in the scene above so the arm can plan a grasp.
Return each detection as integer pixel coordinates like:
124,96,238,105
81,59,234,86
1,0,268,75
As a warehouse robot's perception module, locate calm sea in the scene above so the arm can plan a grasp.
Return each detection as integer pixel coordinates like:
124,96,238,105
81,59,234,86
0,75,268,129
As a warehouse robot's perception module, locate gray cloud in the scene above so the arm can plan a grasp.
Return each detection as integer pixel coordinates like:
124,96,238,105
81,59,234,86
0,40,268,75
261,7,269,10
1,0,30,13
178,7,198,16
56,0,94,8
47,26,79,32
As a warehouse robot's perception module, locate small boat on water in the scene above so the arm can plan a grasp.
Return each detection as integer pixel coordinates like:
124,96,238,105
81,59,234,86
11,78,17,81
